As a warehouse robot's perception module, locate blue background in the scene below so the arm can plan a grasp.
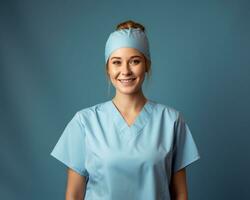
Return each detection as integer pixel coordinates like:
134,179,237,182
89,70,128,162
1,0,250,199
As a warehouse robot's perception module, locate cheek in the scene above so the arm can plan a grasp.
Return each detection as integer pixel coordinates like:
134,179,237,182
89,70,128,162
108,68,119,79
134,66,146,77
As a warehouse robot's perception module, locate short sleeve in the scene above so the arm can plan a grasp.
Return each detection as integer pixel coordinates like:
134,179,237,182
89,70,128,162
172,112,201,173
50,112,89,177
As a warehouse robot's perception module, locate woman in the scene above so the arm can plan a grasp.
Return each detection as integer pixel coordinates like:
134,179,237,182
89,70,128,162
50,20,201,200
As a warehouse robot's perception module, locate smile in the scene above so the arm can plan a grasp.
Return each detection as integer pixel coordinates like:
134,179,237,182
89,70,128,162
118,78,136,83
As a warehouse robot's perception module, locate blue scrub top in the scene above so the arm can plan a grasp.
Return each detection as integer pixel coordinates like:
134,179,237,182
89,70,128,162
50,99,201,200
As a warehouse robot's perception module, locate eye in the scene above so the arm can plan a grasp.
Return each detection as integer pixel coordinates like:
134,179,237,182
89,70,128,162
112,61,121,65
130,59,141,65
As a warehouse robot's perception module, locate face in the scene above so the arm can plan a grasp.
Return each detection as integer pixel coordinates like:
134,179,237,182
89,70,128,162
107,48,148,95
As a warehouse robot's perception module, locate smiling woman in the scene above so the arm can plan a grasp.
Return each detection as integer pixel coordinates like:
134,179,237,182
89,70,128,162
50,20,201,200
105,21,152,86
107,47,147,95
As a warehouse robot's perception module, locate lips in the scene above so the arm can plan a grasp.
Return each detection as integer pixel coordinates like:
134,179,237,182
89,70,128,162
118,78,136,83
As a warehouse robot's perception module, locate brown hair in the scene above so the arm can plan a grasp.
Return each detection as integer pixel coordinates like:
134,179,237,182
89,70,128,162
116,20,145,32
105,20,152,81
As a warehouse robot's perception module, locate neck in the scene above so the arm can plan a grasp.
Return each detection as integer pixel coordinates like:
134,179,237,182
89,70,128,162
112,90,148,113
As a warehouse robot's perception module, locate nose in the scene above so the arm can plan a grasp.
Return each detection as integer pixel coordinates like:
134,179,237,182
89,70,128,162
121,62,132,75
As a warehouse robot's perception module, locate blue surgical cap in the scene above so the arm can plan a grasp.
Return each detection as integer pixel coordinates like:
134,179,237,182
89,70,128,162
105,28,151,64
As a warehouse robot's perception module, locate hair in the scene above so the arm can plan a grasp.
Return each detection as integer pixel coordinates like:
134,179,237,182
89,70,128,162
105,20,152,83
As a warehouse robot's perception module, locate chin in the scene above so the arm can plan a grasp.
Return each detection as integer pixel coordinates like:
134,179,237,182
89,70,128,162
117,86,142,95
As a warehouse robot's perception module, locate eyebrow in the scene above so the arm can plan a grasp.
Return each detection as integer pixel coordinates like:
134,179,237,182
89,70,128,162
111,56,142,60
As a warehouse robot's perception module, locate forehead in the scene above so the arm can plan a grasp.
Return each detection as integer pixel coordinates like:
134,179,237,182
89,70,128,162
110,47,143,59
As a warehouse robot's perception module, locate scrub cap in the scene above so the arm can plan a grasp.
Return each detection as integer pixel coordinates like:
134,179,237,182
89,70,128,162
105,27,151,64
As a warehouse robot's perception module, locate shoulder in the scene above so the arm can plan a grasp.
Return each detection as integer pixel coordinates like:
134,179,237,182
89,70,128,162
74,100,109,124
151,100,180,121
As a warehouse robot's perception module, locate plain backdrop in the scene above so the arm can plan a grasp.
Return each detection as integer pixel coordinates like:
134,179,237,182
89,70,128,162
1,0,250,199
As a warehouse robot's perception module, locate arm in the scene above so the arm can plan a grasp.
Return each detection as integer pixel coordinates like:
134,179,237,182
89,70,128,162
65,168,87,200
169,168,188,200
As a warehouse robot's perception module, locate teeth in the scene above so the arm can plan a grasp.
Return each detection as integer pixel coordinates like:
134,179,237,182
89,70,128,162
119,78,135,83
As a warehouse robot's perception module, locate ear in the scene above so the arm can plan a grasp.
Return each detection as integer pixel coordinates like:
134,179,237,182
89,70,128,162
145,60,149,73
106,63,109,73
144,57,147,72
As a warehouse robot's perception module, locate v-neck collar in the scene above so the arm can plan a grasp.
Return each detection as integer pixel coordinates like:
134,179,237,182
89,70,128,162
107,99,155,135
